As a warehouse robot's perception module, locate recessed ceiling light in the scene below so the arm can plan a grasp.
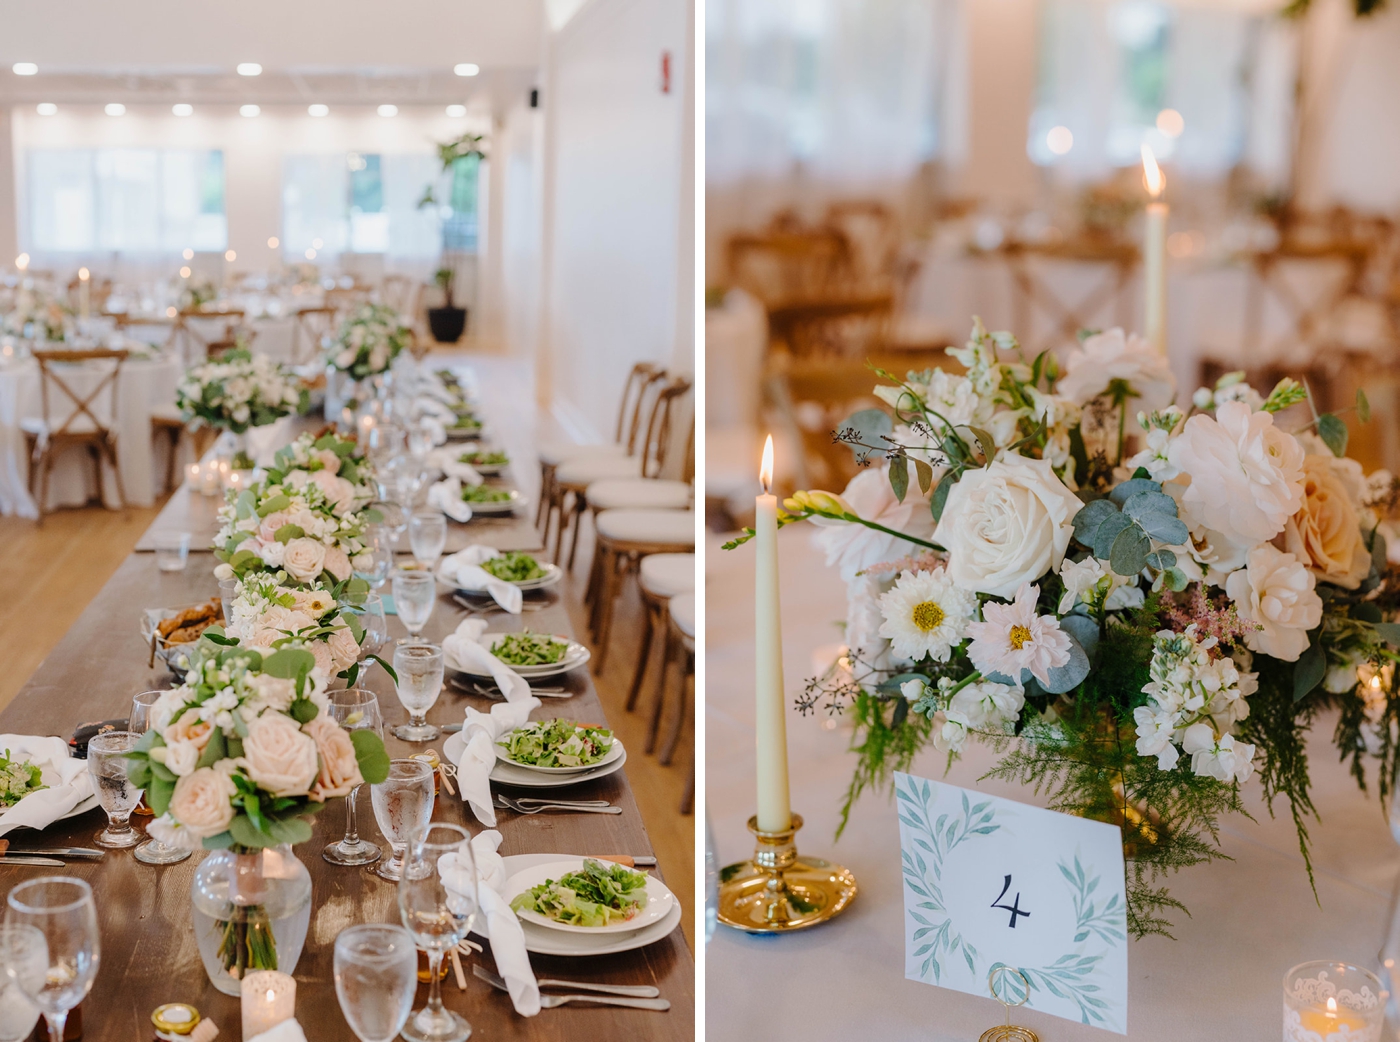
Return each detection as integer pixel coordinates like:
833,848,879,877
105,103,125,117
12,63,37,77
172,103,193,117
35,103,57,116
236,63,262,77
377,104,398,117
445,105,466,118
307,104,329,118
454,63,480,77
240,104,260,118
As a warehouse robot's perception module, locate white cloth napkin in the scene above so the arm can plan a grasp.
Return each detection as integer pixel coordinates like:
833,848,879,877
426,447,483,485
414,395,457,421
247,1020,308,1042
0,735,94,837
439,830,541,1017
427,477,473,523
438,546,521,613
421,415,448,447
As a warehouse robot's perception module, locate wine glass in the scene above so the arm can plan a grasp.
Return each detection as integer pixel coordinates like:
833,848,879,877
128,692,190,866
397,823,478,1042
0,924,43,1042
370,501,408,551
334,924,419,1042
355,526,394,591
86,732,142,848
323,689,384,867
370,759,435,882
391,640,444,741
360,594,389,658
5,878,100,1042
391,569,436,637
408,512,447,568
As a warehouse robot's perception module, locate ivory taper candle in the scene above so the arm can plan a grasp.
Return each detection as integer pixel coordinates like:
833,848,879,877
1141,144,1167,357
754,434,792,833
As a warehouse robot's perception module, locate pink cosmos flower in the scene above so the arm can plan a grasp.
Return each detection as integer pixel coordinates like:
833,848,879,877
965,583,1072,686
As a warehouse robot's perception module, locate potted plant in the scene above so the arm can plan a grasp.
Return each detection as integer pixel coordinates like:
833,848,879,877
418,131,485,344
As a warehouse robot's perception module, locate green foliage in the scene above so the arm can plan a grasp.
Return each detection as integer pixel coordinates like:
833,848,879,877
837,692,935,838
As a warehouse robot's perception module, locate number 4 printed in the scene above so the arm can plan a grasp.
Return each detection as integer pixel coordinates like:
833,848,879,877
990,874,1031,928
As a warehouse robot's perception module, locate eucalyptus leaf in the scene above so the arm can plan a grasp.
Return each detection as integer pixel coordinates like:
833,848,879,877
914,459,934,495
1317,413,1348,458
889,456,909,503
1163,567,1189,592
261,648,318,680
1090,512,1134,560
1293,636,1326,702
1373,623,1400,646
931,471,957,522
1040,633,1091,694
1058,614,1100,660
1357,388,1371,423
1073,499,1119,545
234,489,257,520
967,427,997,464
256,494,292,518
1109,524,1152,577
274,524,305,544
351,730,391,784
1108,478,1161,506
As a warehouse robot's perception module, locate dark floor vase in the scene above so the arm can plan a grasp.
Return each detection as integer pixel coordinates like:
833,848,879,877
428,306,467,343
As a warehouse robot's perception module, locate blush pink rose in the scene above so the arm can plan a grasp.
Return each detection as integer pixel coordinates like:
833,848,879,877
323,546,353,582
167,767,238,840
242,712,320,797
304,713,363,800
314,449,341,474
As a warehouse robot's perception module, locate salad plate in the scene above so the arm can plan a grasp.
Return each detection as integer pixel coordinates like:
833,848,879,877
455,450,510,476
504,857,676,934
442,733,627,789
493,720,622,774
489,633,590,678
435,559,563,595
460,489,524,516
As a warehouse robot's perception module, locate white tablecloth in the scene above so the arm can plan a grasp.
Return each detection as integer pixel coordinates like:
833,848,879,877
706,530,1396,1042
0,354,182,517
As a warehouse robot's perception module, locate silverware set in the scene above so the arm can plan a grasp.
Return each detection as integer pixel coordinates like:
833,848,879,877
0,847,104,867
452,593,548,615
473,965,669,1011
446,677,571,701
494,795,622,815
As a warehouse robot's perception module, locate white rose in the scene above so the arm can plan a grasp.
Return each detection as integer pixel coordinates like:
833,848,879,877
812,466,935,582
241,711,320,797
934,454,1083,597
282,537,328,582
1056,328,1175,411
1167,401,1305,544
213,563,234,581
257,540,286,568
163,740,201,777
1225,545,1323,662
166,767,238,840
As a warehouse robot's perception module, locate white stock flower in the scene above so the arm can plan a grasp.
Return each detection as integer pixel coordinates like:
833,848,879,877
1055,328,1175,411
1058,557,1108,613
1182,726,1256,783
1167,401,1305,544
1126,428,1179,482
934,454,1083,597
1225,545,1323,662
949,680,1025,731
929,708,970,753
1133,707,1180,770
877,569,978,664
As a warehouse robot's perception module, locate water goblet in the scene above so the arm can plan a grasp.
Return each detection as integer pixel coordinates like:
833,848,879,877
355,527,394,591
408,511,447,568
0,924,43,1042
370,501,408,550
397,823,478,1042
86,731,143,849
407,424,435,460
333,924,419,1042
360,594,389,657
391,569,436,637
217,578,239,623
323,688,384,867
4,878,100,1042
391,640,444,741
370,759,436,882
127,692,191,866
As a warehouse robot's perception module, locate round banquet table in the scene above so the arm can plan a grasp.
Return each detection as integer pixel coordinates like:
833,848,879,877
0,352,182,517
705,530,1397,1042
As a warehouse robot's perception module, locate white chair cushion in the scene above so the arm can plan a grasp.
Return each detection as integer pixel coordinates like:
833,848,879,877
596,508,695,546
640,552,696,598
557,455,642,485
537,439,627,467
669,592,695,637
587,478,691,511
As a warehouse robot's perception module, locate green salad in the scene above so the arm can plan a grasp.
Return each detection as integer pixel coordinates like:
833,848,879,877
0,750,46,808
493,631,569,666
460,484,513,504
451,413,483,431
481,551,545,582
499,719,612,767
460,449,509,467
510,859,648,927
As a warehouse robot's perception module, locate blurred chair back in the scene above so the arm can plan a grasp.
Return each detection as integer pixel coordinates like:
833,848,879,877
636,375,693,480
291,305,337,365
32,348,128,438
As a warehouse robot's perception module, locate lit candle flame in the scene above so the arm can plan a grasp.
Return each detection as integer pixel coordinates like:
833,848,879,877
1327,997,1338,1016
1141,144,1164,198
78,267,90,281
759,434,774,494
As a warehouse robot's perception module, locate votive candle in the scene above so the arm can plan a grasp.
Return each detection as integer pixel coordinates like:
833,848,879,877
241,970,296,1037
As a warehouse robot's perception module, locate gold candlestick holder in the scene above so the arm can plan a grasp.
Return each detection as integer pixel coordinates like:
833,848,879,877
716,813,857,933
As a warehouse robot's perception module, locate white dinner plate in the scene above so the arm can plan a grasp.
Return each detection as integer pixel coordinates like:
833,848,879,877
503,858,676,935
462,490,525,515
458,459,508,476
435,561,562,594
442,733,627,789
444,424,486,442
471,635,589,679
493,727,624,775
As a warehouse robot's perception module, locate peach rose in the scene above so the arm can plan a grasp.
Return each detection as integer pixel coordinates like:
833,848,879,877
311,470,356,515
308,640,336,676
282,538,328,582
167,767,237,839
314,449,341,474
326,625,361,672
323,546,353,582
1281,454,1371,590
242,712,320,797
257,510,292,543
304,713,363,800
290,589,336,615
160,708,214,775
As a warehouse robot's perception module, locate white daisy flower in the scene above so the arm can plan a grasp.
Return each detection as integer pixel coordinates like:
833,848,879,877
965,583,1072,687
877,569,979,664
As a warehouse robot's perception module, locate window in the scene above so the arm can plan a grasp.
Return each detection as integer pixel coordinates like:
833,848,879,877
282,152,469,260
25,148,226,253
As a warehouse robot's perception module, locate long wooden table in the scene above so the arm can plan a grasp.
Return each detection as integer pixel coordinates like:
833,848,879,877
2,437,691,1040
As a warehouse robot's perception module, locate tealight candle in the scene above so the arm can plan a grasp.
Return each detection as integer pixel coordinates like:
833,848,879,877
186,463,201,489
1283,962,1385,1042
241,970,295,1037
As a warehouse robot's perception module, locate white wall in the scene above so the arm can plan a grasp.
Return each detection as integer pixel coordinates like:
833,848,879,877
536,0,693,441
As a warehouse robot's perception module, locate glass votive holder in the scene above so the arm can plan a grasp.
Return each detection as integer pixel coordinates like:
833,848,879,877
218,578,239,623
153,532,191,573
223,468,255,492
1283,961,1386,1042
185,462,202,489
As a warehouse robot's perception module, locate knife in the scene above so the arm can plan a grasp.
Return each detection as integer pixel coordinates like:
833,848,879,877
4,848,104,861
0,856,66,867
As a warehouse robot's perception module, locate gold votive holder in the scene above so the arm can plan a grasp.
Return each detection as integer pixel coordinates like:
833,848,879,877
716,812,857,933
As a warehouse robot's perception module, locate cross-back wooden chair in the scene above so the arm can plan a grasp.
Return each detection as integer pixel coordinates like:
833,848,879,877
1240,240,1376,364
22,348,129,522
727,227,856,309
291,305,338,365
1000,239,1140,357
172,306,246,366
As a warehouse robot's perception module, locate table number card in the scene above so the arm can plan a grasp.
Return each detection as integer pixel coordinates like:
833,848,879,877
894,771,1128,1034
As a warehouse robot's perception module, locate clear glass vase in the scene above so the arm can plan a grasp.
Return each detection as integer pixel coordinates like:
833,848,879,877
190,845,313,996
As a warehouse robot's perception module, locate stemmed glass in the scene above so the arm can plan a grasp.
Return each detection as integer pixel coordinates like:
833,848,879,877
4,878,100,1042
85,732,142,849
370,759,436,882
0,924,43,1042
323,688,385,867
371,501,408,551
409,512,447,569
391,569,436,637
128,692,190,865
333,924,419,1042
360,594,390,658
391,640,444,741
397,823,479,1042
355,526,394,591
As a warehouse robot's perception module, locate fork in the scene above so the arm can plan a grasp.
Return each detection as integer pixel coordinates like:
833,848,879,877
494,795,621,815
472,964,660,998
452,594,546,614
